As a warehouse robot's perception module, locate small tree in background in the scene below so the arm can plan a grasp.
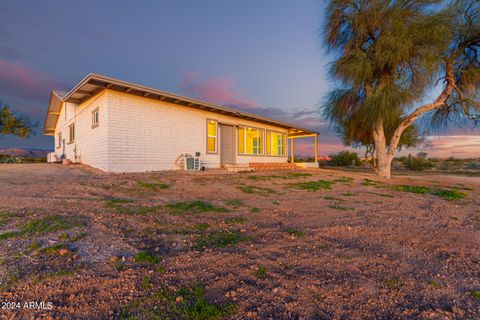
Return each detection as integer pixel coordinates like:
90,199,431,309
0,101,34,138
402,154,435,171
323,0,479,179
329,151,362,167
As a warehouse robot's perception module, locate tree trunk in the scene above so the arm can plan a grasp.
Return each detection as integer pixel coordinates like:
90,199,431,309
372,120,393,179
377,156,392,179
371,63,456,179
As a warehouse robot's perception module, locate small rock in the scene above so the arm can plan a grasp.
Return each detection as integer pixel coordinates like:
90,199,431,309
452,306,464,317
225,290,237,298
58,248,69,256
154,246,160,252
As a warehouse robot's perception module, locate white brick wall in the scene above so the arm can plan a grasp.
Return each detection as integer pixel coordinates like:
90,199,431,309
54,91,109,170
54,89,288,172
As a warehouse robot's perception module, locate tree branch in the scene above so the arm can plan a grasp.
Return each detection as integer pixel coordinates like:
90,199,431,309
387,68,456,156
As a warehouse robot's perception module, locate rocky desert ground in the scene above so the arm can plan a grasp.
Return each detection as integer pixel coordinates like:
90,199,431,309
0,163,479,319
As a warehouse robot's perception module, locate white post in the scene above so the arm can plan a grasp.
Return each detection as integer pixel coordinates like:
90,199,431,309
291,138,295,163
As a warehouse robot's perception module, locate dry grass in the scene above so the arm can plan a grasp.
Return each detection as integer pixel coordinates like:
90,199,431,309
0,164,478,319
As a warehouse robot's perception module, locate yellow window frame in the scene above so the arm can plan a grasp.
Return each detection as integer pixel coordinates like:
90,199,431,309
207,119,218,153
237,126,265,155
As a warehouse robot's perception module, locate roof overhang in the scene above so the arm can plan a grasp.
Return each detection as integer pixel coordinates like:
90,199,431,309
44,73,319,137
43,91,65,135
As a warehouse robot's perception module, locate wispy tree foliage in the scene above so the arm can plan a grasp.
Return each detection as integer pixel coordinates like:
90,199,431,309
323,0,479,178
0,101,34,138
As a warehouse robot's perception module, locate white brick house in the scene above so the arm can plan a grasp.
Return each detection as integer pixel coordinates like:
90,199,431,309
44,73,319,172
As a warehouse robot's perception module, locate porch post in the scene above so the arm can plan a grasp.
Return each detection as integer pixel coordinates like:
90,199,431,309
314,134,318,163
290,138,295,163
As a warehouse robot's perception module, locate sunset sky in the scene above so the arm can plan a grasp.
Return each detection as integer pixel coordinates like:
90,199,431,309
0,1,478,158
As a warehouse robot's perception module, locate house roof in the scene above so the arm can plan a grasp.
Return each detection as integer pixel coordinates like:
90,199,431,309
43,73,319,137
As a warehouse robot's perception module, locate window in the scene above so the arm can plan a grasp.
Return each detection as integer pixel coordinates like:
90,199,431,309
266,131,286,156
57,132,62,149
92,108,99,128
237,126,264,155
68,123,75,143
207,120,217,153
238,127,245,154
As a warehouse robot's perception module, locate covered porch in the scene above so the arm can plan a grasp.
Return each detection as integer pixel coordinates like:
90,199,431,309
288,130,320,168
223,129,320,172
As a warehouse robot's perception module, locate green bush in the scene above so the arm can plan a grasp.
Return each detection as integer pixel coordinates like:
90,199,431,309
255,266,267,279
446,156,462,162
119,283,236,320
0,155,46,163
21,157,47,163
466,162,480,170
135,251,161,265
290,180,334,191
393,185,431,194
193,230,251,250
402,156,434,171
329,151,362,167
137,181,169,190
285,228,305,237
166,200,229,215
434,189,466,201
0,155,18,163
0,215,81,241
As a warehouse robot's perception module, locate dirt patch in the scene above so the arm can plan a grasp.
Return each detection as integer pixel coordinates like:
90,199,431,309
0,163,479,319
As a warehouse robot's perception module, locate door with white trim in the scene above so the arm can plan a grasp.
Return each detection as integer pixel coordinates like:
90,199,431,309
220,124,235,164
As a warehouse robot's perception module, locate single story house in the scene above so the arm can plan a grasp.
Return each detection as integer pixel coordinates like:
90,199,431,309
43,73,319,172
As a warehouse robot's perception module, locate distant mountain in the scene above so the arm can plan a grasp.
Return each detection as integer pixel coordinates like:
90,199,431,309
0,148,52,158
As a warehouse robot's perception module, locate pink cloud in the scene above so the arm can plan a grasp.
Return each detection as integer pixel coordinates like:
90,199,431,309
0,59,67,102
180,72,257,108
423,135,480,158
180,72,327,129
355,135,480,159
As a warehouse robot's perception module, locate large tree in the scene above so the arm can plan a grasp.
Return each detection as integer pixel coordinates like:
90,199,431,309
0,101,34,138
323,0,480,178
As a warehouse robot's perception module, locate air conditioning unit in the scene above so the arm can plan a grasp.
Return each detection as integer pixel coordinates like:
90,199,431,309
184,154,201,171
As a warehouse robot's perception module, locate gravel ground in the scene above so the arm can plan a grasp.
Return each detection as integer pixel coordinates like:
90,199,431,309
0,163,479,319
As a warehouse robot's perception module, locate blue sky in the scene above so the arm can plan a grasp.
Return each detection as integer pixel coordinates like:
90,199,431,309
0,1,478,157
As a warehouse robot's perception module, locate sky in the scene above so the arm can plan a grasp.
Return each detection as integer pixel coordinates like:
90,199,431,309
0,0,478,158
